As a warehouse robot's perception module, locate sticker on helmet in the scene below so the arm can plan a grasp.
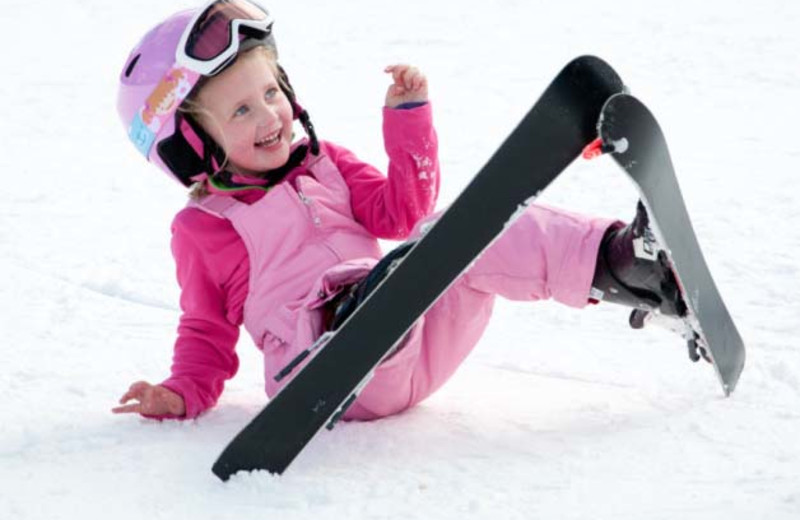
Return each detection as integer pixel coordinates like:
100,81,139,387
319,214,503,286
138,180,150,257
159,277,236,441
129,113,157,157
128,67,199,157
142,69,193,127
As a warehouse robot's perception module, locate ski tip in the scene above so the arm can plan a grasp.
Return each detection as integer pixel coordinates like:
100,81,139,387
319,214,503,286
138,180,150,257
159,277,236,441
211,460,233,482
599,92,657,125
570,54,609,68
212,441,290,481
559,55,624,94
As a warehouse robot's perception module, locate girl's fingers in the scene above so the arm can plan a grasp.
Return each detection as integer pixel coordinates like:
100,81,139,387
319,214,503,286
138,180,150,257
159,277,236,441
393,69,407,88
118,381,149,404
113,381,183,416
386,64,411,83
128,381,151,393
118,389,138,404
112,403,142,414
385,65,426,92
385,63,409,74
115,381,154,415
384,64,428,106
404,70,424,91
399,68,415,89
410,70,422,90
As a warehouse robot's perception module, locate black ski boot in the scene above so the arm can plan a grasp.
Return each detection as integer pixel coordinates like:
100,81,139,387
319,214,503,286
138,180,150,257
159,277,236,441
591,201,687,320
592,202,712,364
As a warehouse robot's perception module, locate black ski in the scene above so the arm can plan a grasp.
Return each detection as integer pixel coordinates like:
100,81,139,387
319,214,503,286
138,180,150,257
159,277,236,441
597,93,745,395
211,55,624,481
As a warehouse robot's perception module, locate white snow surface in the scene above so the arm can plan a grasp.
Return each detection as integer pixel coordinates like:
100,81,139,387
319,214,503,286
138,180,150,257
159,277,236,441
2,0,800,518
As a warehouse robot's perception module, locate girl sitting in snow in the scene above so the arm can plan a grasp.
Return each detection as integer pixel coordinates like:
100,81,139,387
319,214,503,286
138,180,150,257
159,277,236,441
113,0,682,421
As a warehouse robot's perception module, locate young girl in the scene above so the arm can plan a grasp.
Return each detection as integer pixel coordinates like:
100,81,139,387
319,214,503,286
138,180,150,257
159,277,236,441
113,0,683,421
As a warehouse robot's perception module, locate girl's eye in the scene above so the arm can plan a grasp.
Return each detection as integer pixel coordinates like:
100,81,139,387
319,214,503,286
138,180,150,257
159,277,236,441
265,87,279,100
234,105,249,117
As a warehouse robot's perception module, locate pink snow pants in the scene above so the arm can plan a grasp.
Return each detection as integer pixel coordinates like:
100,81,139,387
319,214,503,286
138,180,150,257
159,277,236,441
344,204,617,420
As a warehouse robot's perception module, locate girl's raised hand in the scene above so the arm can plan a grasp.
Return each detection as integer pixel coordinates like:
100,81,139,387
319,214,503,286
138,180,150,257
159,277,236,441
112,381,186,417
384,64,428,108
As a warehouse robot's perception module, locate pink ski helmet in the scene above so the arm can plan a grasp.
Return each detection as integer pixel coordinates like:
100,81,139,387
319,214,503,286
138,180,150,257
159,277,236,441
117,0,317,187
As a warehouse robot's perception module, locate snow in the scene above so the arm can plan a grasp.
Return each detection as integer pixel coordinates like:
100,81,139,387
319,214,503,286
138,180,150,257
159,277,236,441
2,0,800,518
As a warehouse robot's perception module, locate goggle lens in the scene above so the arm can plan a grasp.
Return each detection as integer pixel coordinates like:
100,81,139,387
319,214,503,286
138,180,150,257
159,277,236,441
185,0,270,61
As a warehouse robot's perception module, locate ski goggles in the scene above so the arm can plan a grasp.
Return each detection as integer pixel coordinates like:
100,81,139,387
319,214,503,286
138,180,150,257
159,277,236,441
176,0,274,76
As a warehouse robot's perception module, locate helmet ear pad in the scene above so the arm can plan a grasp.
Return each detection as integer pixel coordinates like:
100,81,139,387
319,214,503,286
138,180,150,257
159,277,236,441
157,113,226,187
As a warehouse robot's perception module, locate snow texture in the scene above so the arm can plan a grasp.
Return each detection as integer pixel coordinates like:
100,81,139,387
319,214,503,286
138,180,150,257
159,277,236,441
2,0,799,519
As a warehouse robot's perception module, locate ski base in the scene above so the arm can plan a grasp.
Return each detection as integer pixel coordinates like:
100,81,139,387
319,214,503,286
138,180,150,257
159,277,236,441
598,93,745,395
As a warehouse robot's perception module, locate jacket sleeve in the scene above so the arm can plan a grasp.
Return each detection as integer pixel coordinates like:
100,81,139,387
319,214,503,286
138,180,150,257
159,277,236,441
327,102,440,239
157,212,242,420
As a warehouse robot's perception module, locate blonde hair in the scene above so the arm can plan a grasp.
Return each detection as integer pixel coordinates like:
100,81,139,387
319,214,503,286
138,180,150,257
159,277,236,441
177,45,287,199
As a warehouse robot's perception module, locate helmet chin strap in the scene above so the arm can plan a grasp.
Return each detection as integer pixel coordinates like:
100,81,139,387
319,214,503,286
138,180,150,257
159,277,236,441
177,105,313,191
206,143,310,193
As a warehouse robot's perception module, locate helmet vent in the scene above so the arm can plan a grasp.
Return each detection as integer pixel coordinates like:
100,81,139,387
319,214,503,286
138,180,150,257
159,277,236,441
124,54,141,78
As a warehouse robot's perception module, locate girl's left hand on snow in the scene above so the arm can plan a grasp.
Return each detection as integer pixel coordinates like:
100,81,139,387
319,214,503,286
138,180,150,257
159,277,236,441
384,64,428,108
112,381,186,417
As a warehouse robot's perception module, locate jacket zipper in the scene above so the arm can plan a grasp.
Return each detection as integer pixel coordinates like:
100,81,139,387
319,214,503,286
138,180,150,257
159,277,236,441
297,189,322,228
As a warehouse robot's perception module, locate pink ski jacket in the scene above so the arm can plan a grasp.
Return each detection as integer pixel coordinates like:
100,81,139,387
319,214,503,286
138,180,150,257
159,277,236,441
160,104,440,419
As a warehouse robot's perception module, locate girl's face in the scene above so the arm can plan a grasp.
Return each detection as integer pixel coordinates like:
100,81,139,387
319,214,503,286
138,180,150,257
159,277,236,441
196,50,294,177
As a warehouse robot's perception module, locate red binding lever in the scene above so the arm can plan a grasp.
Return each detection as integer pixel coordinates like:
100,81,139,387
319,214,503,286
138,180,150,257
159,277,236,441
582,137,606,160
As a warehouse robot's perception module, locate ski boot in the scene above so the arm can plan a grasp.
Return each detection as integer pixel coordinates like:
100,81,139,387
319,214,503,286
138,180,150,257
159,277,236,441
591,201,711,363
591,201,684,315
